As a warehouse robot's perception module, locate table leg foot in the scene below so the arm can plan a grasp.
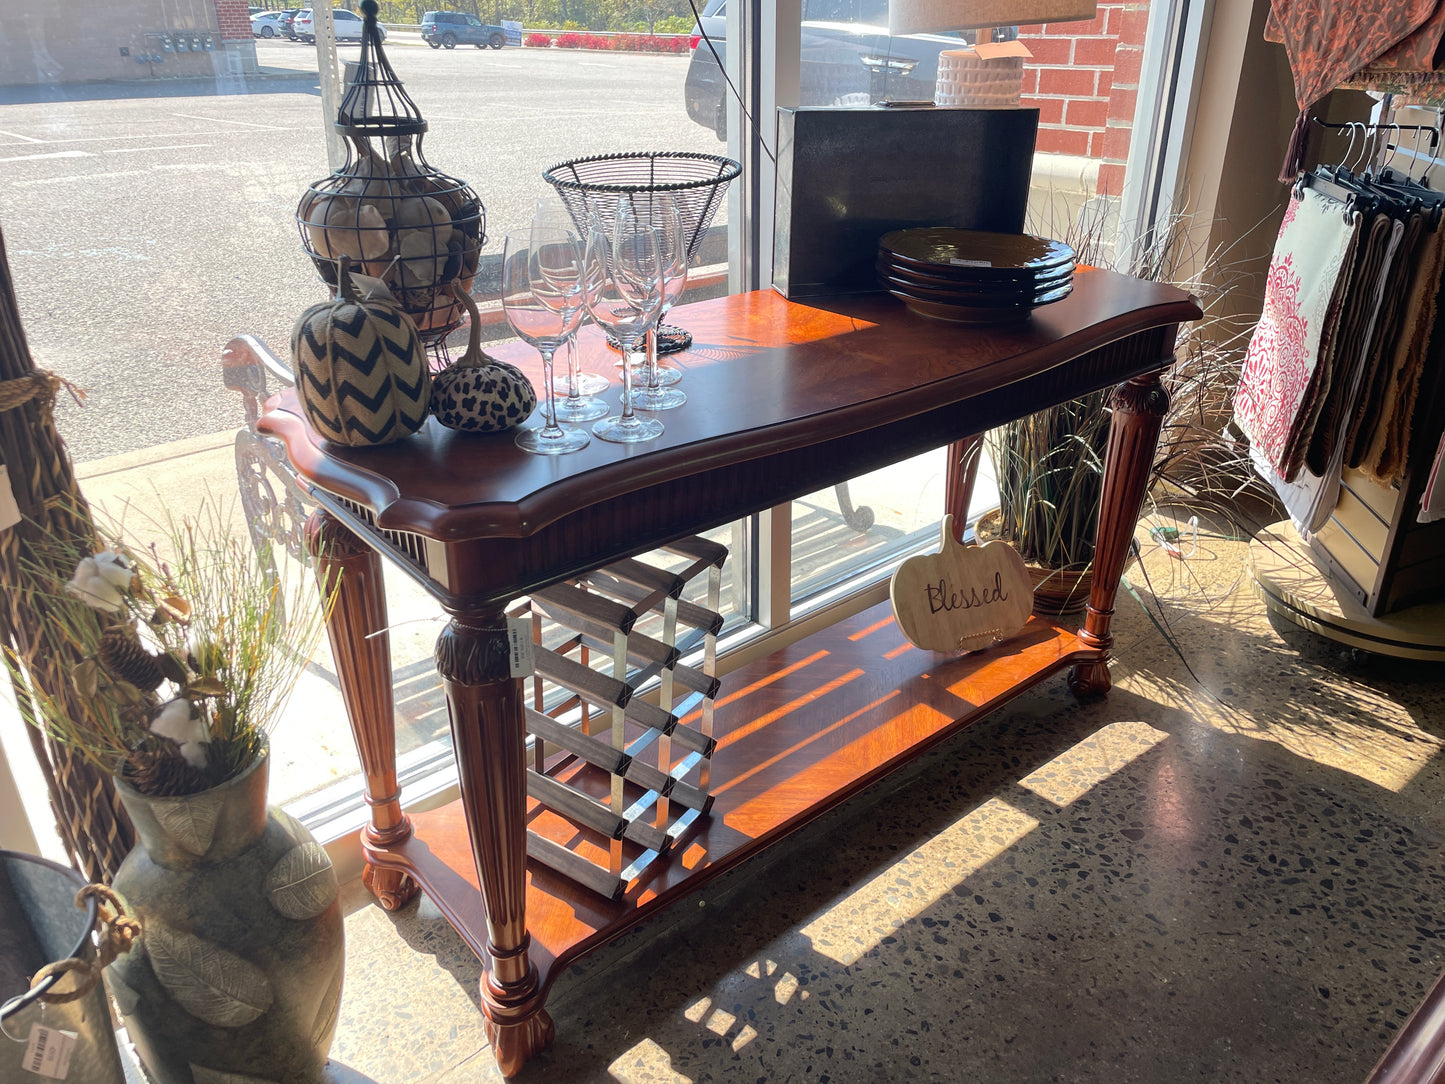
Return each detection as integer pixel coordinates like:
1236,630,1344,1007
362,863,420,911
1067,658,1111,699
485,1006,555,1078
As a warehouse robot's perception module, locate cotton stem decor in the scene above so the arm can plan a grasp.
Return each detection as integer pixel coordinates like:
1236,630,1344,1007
0,222,136,881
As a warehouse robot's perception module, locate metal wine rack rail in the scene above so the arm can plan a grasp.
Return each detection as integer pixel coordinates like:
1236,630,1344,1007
516,536,726,900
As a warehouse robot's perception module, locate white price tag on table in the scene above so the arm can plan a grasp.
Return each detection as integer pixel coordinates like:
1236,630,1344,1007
22,1023,76,1080
506,617,535,678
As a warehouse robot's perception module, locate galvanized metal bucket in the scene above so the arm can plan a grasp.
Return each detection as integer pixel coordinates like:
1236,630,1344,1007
0,851,126,1084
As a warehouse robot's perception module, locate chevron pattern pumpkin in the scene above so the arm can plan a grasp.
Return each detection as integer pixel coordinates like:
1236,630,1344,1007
292,257,431,446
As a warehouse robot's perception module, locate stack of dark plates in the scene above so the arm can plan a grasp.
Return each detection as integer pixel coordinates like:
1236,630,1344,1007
878,228,1076,324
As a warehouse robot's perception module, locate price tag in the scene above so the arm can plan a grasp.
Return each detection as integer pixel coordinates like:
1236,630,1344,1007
506,617,535,678
0,466,21,532
22,1024,76,1080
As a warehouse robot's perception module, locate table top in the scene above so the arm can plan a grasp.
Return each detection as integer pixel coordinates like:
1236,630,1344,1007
259,273,1199,605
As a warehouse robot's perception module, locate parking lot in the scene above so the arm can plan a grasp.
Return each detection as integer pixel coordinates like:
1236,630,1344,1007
0,40,717,462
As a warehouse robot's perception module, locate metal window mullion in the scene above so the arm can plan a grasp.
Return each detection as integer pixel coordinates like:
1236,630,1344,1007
312,5,345,169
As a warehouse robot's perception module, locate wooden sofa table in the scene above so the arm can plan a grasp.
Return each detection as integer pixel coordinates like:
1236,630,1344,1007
258,271,1200,1076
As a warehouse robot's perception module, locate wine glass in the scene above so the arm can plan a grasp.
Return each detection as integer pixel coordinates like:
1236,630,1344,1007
624,194,688,410
550,332,607,422
535,198,611,403
502,227,589,455
583,214,665,444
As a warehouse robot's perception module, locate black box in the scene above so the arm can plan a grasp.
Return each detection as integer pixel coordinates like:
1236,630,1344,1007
772,105,1039,298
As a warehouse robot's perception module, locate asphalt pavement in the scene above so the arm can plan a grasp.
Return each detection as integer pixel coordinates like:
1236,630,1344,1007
0,40,723,462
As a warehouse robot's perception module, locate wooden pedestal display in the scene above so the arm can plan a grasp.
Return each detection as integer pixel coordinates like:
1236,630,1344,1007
518,537,726,900
1250,520,1445,660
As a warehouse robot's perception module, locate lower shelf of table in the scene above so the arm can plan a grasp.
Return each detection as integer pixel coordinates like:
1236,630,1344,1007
365,599,1100,997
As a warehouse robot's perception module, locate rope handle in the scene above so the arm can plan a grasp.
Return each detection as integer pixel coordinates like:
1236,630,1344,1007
0,370,86,415
28,884,141,1005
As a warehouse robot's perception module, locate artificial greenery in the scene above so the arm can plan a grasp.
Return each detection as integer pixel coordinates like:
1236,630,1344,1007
5,501,336,798
987,202,1261,572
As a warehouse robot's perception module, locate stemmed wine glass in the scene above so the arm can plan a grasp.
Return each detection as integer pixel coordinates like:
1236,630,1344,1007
535,198,611,406
550,333,607,423
625,194,688,410
502,227,589,455
583,213,665,444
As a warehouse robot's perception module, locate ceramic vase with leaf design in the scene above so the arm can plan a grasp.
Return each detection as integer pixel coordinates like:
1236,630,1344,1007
105,746,344,1084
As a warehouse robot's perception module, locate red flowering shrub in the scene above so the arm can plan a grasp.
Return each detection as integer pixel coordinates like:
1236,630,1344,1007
529,31,691,51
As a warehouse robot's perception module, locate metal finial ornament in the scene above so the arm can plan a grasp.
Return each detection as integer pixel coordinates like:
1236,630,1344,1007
296,0,485,347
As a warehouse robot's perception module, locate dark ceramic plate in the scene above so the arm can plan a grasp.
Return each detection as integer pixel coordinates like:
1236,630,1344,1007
879,272,1072,306
879,228,1076,277
888,280,1074,323
878,256,1074,295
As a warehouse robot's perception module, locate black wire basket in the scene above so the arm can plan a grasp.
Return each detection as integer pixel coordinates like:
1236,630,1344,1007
542,152,740,353
296,0,485,350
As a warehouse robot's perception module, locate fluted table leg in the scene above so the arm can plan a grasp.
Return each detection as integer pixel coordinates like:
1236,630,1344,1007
1069,371,1170,698
435,609,554,1077
306,510,418,910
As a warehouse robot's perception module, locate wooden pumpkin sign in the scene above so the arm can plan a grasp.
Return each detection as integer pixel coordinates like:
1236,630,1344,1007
890,516,1034,653
430,284,538,433
291,256,431,447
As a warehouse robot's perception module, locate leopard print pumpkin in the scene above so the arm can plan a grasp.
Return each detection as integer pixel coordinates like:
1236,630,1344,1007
430,356,537,433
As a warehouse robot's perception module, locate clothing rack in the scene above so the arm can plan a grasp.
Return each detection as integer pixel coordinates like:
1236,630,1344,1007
1248,113,1445,647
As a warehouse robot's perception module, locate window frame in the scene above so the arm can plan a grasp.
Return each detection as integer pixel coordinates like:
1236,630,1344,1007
0,0,1219,868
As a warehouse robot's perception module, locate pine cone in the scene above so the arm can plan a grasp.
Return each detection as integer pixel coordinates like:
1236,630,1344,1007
124,747,212,798
98,627,165,692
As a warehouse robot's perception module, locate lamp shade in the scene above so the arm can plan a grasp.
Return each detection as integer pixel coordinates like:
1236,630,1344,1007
889,0,1096,37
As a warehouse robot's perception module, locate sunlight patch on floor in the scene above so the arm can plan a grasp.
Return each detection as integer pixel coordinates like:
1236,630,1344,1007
609,1038,694,1084
1124,665,1442,795
801,797,1038,965
1018,719,1170,806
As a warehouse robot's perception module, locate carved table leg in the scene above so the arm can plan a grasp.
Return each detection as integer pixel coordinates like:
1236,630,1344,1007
306,510,418,911
1069,371,1170,698
436,609,554,1077
945,434,984,545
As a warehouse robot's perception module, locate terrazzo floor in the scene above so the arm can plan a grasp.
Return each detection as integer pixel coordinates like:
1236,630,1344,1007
316,533,1445,1083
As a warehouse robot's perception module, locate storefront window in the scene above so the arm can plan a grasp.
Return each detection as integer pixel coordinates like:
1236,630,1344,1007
0,3,739,821
0,0,1197,844
766,0,1177,606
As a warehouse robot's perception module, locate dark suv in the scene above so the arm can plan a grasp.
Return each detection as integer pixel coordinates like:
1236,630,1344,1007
421,11,507,49
685,0,963,139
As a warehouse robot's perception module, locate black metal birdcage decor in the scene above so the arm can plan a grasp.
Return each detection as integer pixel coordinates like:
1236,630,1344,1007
296,0,485,346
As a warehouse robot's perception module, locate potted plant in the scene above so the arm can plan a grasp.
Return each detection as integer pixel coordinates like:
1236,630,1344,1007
984,388,1111,614
983,207,1259,616
4,501,344,1084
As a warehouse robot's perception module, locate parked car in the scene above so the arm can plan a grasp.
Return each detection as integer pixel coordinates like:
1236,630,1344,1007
292,8,384,44
684,0,963,140
420,10,507,49
688,0,726,50
250,11,287,37
277,8,301,38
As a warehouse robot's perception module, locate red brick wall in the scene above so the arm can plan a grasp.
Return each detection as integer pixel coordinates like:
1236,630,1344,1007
215,0,253,41
1018,0,1151,197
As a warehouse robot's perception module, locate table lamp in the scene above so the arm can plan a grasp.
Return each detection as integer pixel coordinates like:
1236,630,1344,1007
890,0,1097,108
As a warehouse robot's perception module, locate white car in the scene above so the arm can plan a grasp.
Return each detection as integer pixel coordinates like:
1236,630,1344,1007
292,8,384,44
250,11,287,38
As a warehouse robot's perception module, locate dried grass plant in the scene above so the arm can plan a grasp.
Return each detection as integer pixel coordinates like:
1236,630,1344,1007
4,499,337,798
989,194,1274,573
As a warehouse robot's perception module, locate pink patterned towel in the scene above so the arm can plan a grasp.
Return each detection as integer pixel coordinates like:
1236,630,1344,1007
1234,188,1360,478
